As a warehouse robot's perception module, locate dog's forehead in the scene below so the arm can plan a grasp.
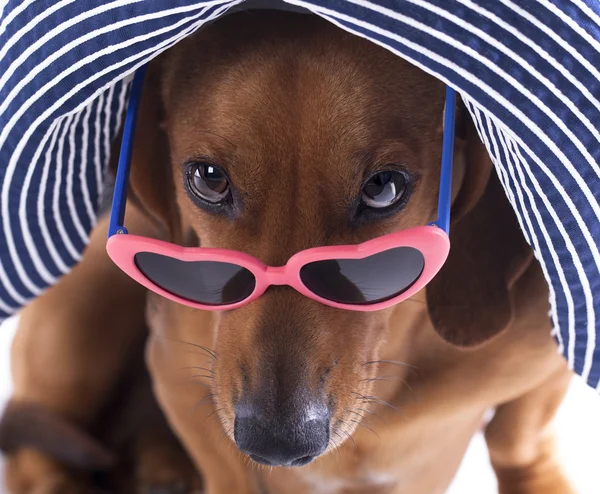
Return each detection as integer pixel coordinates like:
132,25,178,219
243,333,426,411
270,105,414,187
162,14,445,165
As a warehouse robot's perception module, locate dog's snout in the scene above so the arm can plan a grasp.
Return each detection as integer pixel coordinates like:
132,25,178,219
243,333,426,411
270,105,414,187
234,400,330,467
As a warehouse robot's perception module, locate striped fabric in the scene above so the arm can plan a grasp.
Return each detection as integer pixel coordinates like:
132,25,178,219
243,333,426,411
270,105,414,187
1,1,599,388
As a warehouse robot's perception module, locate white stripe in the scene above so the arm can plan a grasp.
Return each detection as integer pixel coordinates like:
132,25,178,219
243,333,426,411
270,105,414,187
57,1,240,122
496,127,570,358
0,0,142,88
52,114,82,262
0,0,9,20
499,0,600,89
0,1,227,118
1,121,71,298
66,110,89,244
101,83,116,211
79,102,97,227
0,3,226,149
467,102,519,230
468,100,564,355
17,122,65,286
114,80,130,137
538,0,600,56
502,135,578,368
457,0,600,115
37,118,71,275
0,0,78,64
510,140,596,380
571,0,600,27
97,80,130,210
403,0,600,149
103,84,115,166
343,0,600,216
94,93,106,210
0,288,17,315
0,1,240,292
0,0,36,39
0,251,28,304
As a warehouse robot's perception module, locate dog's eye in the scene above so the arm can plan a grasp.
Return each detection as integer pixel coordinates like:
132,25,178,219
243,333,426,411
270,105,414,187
187,163,231,203
361,170,407,209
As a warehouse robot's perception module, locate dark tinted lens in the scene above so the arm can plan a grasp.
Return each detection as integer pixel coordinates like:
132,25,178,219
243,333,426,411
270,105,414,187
300,247,424,305
135,252,256,305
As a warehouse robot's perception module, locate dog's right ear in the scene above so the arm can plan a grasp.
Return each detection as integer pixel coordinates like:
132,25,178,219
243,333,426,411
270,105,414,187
110,63,181,241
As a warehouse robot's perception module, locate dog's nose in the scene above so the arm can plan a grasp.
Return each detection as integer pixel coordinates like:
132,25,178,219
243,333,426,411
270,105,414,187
234,400,330,467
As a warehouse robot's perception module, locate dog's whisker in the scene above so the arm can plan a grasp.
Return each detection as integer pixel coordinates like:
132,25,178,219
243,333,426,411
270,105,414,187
363,359,416,370
218,427,233,452
354,407,385,423
329,433,343,463
174,373,214,388
362,375,413,392
350,419,379,439
188,393,217,419
185,373,215,382
177,365,216,375
344,409,379,431
352,392,404,416
361,375,408,383
154,333,219,360
334,423,356,451
207,407,224,419
207,410,227,427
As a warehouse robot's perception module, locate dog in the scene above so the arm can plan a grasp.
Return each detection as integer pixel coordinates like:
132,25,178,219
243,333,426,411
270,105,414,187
2,10,574,494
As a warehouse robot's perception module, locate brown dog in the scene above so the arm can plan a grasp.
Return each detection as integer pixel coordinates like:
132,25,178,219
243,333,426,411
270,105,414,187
3,10,574,494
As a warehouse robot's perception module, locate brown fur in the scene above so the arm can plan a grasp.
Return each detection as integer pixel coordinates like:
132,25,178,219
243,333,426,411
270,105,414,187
3,11,574,494
1,209,201,493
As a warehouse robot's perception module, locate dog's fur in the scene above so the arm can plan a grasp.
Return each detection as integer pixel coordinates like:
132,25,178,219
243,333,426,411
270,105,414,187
2,11,574,494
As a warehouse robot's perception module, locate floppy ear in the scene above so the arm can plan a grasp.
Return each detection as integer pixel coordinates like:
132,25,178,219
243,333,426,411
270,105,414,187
426,114,533,347
110,62,181,241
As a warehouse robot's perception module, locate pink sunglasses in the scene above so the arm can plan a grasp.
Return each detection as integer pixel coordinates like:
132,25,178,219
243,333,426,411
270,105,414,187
107,66,455,312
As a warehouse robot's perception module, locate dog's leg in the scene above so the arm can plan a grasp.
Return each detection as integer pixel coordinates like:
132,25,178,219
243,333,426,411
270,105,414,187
1,206,154,493
484,366,576,494
106,347,203,494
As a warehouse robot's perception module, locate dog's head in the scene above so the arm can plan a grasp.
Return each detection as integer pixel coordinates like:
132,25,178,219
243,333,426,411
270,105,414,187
123,12,532,467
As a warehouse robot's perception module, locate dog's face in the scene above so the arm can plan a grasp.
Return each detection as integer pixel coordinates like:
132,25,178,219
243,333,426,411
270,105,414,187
128,12,527,468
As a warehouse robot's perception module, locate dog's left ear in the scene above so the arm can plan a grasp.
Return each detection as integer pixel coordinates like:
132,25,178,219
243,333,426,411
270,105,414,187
426,108,534,347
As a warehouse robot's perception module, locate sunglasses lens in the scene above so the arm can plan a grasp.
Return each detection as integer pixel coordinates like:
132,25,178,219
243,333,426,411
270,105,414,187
134,252,256,305
299,247,424,305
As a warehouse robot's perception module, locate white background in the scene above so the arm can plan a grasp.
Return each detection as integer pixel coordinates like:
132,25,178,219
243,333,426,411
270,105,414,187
1,315,599,493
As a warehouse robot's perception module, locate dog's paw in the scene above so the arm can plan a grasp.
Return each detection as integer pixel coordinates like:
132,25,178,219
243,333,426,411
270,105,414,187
3,448,98,494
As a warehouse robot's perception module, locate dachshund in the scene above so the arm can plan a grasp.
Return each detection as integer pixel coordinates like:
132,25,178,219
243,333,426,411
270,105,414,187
1,10,574,494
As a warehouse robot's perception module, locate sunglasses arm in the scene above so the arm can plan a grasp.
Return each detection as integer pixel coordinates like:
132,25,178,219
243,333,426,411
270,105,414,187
431,85,456,235
108,65,147,238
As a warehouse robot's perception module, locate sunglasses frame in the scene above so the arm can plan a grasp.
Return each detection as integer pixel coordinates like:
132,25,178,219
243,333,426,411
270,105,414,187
107,65,456,312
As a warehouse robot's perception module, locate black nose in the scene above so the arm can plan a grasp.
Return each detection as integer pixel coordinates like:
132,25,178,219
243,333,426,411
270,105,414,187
234,401,330,467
